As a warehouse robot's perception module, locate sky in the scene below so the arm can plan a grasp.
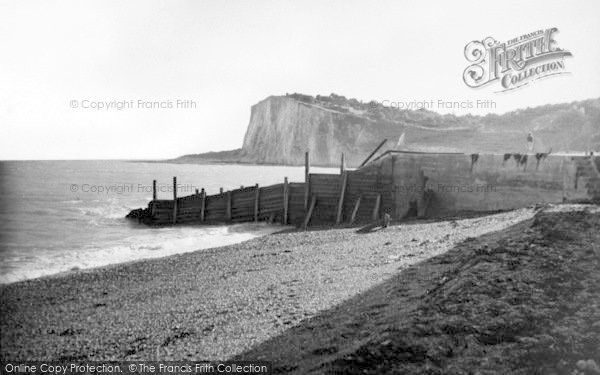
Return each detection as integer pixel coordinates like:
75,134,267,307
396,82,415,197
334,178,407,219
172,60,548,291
1,0,599,160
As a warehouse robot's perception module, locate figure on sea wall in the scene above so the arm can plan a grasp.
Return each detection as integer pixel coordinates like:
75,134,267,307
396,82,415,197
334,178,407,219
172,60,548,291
527,132,534,152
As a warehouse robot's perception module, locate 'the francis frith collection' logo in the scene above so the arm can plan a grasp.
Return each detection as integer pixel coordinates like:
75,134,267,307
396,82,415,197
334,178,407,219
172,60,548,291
463,28,572,92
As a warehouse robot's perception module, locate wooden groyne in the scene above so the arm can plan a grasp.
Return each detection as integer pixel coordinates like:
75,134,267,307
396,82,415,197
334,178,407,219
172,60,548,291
127,151,600,227
127,151,392,227
140,179,307,226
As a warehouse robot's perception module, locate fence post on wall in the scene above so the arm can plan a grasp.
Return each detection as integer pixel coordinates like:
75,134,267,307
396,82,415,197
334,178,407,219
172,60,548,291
152,180,157,201
304,151,310,211
336,171,348,224
220,187,224,194
200,188,206,222
172,177,177,224
254,183,260,222
283,177,289,225
340,153,346,174
226,190,232,223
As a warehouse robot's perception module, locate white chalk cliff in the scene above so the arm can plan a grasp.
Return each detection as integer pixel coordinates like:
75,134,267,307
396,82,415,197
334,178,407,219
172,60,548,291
175,94,600,167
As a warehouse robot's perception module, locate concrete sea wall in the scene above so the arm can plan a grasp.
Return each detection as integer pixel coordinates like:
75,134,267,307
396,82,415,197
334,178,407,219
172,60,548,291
362,152,600,218
127,152,600,226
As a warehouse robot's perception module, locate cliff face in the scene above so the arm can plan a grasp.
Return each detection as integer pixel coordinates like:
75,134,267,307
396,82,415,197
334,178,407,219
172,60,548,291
241,96,399,166
175,94,600,167
240,95,600,166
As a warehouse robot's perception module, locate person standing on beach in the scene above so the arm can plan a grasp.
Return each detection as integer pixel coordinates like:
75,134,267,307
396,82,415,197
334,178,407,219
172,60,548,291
527,132,534,152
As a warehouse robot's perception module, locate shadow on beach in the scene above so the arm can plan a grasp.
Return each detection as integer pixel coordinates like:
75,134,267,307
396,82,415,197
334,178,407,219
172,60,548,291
232,208,600,374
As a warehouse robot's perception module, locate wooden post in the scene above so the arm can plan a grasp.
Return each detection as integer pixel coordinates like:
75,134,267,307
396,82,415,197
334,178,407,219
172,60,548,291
200,188,206,222
336,172,348,224
302,195,317,230
282,177,289,225
172,177,177,224
254,184,259,222
371,194,381,221
152,180,157,201
173,177,177,200
340,153,346,174
359,139,388,168
226,191,232,222
240,185,244,189
220,187,224,194
195,188,199,195
304,151,310,211
350,196,362,224
417,170,429,218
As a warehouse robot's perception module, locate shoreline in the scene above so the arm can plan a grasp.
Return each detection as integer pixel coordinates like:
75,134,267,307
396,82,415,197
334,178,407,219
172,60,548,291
0,212,510,287
0,222,288,287
1,208,536,361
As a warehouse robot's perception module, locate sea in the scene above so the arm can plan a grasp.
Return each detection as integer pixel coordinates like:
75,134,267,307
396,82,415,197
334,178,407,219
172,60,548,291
0,160,335,284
